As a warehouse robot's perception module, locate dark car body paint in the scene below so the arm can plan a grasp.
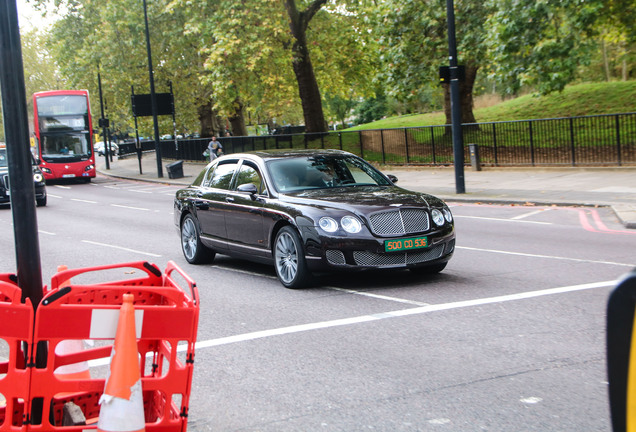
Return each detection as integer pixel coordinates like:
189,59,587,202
175,150,455,273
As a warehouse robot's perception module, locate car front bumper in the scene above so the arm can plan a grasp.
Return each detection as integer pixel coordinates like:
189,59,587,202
301,225,455,272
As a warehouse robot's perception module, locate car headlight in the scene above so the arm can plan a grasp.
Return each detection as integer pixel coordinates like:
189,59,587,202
33,173,44,183
41,167,51,174
85,164,94,171
443,207,453,223
318,217,339,233
432,209,445,226
341,216,362,233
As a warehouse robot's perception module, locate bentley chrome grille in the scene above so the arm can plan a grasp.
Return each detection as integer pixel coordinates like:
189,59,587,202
368,208,430,235
326,250,346,265
353,244,444,267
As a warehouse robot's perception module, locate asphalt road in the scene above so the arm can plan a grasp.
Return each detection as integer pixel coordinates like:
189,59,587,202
1,174,635,431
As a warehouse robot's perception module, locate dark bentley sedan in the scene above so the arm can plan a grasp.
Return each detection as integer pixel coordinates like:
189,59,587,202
174,149,455,288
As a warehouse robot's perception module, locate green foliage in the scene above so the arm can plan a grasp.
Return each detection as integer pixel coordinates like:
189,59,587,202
486,0,605,95
375,0,492,114
353,90,387,125
348,81,636,130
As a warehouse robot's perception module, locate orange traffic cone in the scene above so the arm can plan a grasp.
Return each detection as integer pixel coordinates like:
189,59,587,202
97,293,145,432
54,265,92,382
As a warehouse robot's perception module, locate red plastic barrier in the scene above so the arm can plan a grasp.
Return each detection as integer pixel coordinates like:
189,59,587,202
0,276,34,431
19,261,198,432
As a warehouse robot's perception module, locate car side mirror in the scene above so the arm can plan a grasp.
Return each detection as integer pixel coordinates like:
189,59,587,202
387,174,398,184
237,182,258,199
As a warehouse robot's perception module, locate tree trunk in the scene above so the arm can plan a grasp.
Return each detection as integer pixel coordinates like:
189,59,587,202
197,101,214,138
443,63,479,128
284,0,328,134
602,39,611,81
228,97,248,136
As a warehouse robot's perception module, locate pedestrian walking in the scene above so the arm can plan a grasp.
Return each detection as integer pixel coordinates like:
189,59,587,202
207,136,223,161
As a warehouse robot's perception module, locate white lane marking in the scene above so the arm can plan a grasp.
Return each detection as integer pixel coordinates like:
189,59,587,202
47,194,62,199
129,189,153,194
81,240,161,257
454,215,551,225
38,230,56,235
111,204,150,211
71,198,97,204
512,209,550,220
458,246,635,267
520,397,543,404
327,286,430,306
212,265,278,279
54,185,71,189
211,267,426,306
187,280,616,350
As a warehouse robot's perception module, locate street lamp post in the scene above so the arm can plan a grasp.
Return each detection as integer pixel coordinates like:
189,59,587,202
98,70,110,170
0,0,44,308
143,0,163,178
445,0,466,194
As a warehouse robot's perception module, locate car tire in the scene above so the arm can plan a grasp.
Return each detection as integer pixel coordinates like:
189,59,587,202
274,226,311,289
409,262,447,275
181,214,215,264
36,196,47,207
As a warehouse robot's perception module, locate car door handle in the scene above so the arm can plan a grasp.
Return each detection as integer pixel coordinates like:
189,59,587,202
225,197,234,203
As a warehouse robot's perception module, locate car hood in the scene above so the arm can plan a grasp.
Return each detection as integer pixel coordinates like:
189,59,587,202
278,186,446,213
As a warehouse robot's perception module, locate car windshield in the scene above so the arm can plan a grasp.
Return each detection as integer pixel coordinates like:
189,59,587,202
41,133,91,158
267,155,391,192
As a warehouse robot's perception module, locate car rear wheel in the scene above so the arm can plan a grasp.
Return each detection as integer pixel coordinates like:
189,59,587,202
274,226,311,289
409,262,447,275
181,214,215,264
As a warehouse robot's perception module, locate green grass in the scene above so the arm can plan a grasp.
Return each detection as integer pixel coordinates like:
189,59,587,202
348,81,636,130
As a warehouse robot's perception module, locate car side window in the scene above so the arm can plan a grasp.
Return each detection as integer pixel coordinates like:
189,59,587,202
235,163,266,194
207,162,238,190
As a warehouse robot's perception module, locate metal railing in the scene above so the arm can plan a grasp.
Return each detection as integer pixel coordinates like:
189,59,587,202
118,112,636,167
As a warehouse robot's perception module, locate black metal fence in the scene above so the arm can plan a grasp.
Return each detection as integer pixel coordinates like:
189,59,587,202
118,112,636,167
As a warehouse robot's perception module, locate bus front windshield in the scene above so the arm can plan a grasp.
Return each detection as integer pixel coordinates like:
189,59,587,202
41,133,91,158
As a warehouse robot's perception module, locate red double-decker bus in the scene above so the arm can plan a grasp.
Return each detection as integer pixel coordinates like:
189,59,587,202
32,90,96,181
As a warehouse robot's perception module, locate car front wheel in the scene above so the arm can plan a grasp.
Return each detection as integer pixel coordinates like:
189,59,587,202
274,226,311,289
181,214,214,264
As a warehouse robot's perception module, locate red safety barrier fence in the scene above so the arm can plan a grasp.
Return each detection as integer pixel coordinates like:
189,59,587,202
0,261,199,432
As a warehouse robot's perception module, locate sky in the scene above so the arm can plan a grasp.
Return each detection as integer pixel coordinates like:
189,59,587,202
16,0,59,31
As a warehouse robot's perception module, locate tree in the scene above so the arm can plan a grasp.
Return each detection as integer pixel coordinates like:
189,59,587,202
40,0,221,137
486,0,604,95
283,0,328,133
376,0,492,126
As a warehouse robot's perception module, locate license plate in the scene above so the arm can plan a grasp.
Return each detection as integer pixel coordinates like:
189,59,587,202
384,236,428,252
62,174,76,178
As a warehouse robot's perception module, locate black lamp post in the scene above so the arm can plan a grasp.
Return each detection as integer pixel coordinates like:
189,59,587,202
445,0,466,194
143,0,163,178
0,0,44,308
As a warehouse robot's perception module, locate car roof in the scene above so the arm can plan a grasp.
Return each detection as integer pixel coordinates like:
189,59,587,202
225,149,354,162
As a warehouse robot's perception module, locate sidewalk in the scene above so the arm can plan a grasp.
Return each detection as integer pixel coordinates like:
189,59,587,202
96,152,636,229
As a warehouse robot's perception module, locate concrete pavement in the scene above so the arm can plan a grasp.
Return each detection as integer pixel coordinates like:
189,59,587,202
95,152,636,229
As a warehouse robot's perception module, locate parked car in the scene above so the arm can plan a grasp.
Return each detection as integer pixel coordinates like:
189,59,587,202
94,141,119,156
0,145,47,207
174,149,455,288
